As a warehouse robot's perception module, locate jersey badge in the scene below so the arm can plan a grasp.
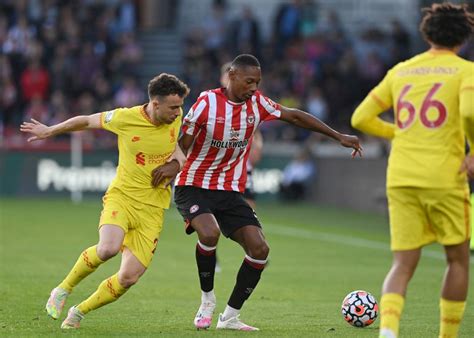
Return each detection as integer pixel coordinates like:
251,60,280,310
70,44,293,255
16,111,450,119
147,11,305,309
104,110,115,123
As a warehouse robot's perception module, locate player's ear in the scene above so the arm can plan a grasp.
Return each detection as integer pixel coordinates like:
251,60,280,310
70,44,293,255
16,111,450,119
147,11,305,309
152,98,160,109
228,68,237,80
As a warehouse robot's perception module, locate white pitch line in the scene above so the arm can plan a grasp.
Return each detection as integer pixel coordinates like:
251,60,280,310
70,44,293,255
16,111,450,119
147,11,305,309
264,223,446,261
167,212,473,263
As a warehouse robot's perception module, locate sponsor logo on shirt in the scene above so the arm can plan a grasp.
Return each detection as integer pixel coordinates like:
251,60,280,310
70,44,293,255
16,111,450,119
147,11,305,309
210,139,249,149
135,152,145,166
131,136,141,142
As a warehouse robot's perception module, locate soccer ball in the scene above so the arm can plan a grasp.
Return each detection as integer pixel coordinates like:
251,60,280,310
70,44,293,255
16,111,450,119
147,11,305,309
341,290,378,327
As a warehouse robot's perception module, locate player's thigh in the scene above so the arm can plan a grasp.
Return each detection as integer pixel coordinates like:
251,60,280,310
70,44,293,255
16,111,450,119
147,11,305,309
231,225,268,257
427,186,471,246
98,224,126,252
123,204,165,268
387,187,433,251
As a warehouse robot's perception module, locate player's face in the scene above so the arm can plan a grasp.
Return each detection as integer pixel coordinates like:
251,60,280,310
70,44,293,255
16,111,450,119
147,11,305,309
154,94,183,124
229,66,261,102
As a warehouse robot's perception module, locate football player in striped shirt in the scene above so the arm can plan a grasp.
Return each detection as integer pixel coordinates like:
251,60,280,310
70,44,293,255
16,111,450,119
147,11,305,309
351,3,474,337
170,54,362,331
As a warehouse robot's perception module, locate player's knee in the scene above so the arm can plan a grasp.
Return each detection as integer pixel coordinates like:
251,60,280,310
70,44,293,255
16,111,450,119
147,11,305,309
97,243,121,261
118,272,140,288
198,227,220,246
249,242,270,260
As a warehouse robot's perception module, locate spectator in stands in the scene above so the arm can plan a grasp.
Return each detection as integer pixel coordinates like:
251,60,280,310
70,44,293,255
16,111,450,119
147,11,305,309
390,19,411,62
114,77,144,108
228,6,261,58
20,58,50,102
274,0,302,57
279,148,315,201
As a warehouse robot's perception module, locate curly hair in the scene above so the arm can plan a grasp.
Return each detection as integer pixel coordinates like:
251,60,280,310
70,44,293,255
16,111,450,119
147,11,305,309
148,73,190,99
420,2,474,48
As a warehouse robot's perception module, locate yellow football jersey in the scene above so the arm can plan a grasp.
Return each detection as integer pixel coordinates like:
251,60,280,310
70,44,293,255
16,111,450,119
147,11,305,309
353,50,473,188
101,105,181,208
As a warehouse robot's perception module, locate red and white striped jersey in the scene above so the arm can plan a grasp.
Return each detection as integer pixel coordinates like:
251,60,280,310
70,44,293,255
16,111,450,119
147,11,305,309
176,88,281,192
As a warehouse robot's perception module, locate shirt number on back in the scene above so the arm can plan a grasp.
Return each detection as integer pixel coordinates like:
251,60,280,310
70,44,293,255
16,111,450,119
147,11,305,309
396,83,447,130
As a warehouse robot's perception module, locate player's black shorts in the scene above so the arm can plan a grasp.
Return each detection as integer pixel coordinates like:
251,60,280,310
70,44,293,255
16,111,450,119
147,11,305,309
174,185,261,237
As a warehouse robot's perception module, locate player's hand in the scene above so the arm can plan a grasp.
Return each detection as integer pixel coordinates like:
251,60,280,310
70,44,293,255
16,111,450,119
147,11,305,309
151,160,181,188
338,134,363,158
20,118,51,142
459,155,474,179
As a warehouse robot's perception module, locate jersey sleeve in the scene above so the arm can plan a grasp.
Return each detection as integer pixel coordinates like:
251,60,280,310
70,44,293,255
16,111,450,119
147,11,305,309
351,70,395,139
370,70,393,110
101,108,127,135
256,93,282,122
182,96,208,136
460,69,474,155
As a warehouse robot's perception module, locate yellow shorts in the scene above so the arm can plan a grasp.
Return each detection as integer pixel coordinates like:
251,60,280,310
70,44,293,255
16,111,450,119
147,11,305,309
387,186,471,251
99,190,164,267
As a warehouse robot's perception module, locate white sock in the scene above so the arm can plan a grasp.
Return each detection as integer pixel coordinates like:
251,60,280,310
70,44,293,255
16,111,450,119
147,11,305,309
201,290,216,304
222,305,239,320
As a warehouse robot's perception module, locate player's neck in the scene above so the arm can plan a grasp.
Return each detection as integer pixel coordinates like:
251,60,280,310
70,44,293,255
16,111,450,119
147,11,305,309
428,44,459,54
223,87,244,103
144,103,161,126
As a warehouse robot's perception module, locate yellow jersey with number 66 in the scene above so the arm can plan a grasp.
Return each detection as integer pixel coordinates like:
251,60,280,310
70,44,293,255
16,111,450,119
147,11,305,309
355,50,473,188
100,105,181,208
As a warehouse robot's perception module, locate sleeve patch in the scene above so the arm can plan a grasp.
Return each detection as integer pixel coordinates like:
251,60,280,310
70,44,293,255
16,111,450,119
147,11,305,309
104,110,115,123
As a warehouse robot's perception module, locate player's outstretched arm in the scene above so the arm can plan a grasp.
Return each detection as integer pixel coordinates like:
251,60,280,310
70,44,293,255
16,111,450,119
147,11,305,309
280,106,363,157
20,113,103,142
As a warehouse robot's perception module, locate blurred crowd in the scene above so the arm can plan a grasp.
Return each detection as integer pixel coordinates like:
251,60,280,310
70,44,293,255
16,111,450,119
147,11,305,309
1,0,142,148
183,0,474,143
2,0,473,148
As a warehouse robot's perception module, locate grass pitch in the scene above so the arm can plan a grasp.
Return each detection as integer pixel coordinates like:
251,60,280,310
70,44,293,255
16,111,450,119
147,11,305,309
1,198,472,337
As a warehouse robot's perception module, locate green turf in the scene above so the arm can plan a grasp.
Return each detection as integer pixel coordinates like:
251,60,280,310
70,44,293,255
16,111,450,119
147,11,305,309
0,198,472,337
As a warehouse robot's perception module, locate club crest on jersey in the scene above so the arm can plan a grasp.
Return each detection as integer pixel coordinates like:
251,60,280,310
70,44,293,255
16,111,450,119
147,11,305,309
246,114,255,124
190,204,199,213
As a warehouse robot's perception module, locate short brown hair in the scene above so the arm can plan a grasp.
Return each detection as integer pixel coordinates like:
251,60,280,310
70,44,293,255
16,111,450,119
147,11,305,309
148,73,190,100
420,2,474,48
